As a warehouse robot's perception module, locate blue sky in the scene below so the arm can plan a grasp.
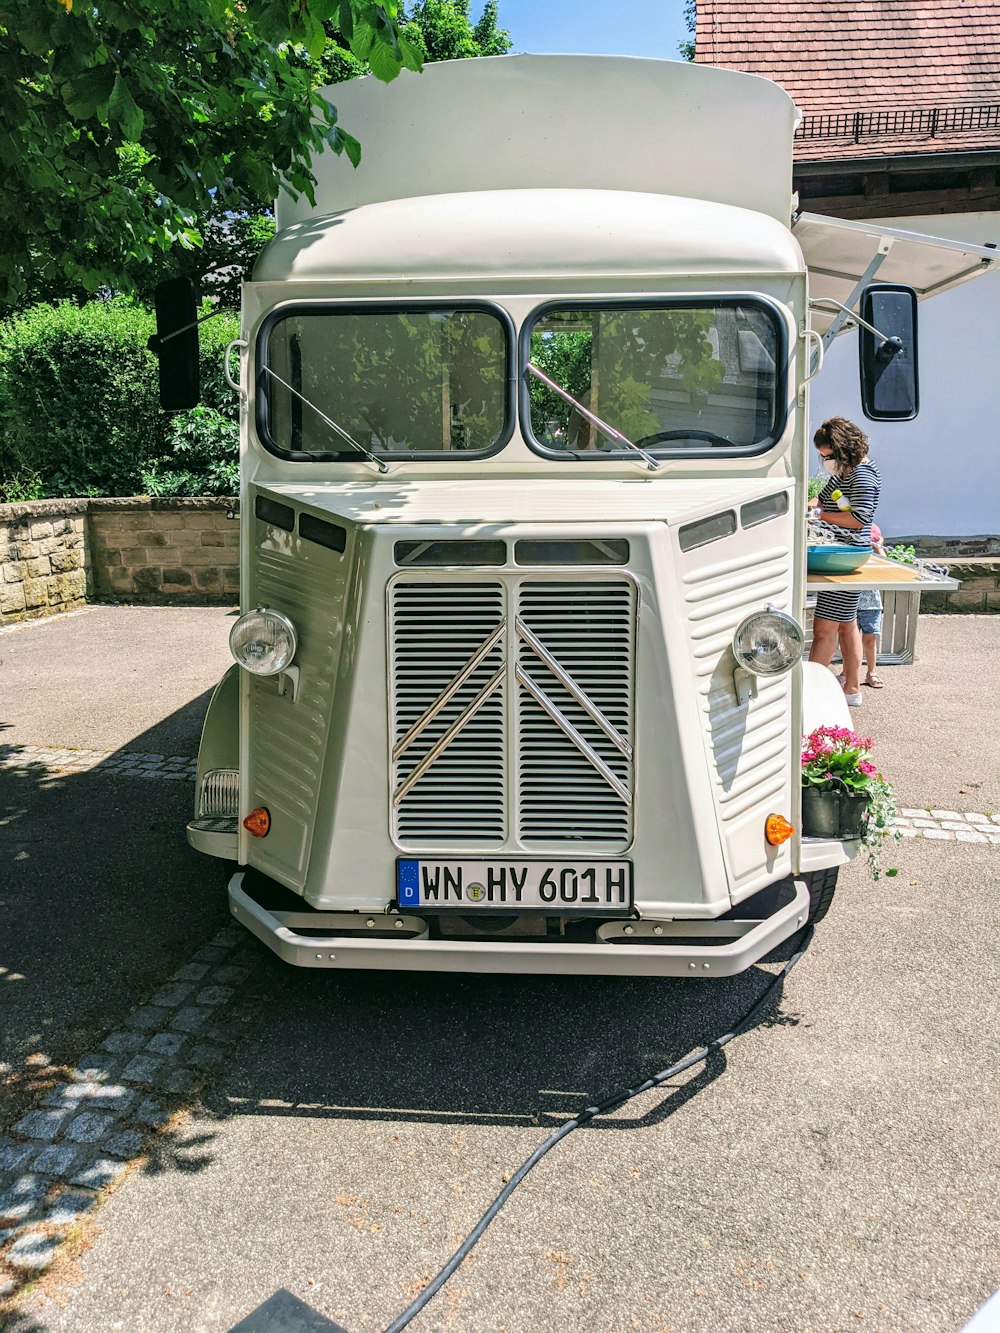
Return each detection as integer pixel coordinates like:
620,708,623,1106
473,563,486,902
494,0,691,61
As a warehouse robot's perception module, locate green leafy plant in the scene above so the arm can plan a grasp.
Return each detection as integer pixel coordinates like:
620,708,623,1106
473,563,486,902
0,299,162,496
0,466,46,504
0,298,240,497
140,406,238,497
807,474,826,501
0,0,421,310
885,543,917,565
802,725,900,881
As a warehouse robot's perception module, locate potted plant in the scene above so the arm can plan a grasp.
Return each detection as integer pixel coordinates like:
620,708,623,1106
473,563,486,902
801,725,900,880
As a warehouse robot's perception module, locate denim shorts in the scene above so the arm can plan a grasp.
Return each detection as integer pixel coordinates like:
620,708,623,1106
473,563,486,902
857,605,883,636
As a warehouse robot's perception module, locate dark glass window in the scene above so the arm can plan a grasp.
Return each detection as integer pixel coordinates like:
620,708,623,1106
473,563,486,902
525,300,784,459
259,306,512,460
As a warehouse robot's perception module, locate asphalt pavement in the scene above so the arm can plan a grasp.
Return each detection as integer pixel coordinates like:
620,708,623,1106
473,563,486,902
1,609,998,1333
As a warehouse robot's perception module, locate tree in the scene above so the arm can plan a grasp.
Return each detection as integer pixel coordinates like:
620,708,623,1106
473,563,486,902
400,0,510,62
0,1,422,310
678,0,695,61
139,1,511,307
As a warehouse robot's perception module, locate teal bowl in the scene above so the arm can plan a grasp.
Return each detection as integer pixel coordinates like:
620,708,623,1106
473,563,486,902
807,544,872,574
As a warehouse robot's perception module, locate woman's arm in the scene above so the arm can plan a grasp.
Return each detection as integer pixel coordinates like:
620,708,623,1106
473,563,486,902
818,509,864,529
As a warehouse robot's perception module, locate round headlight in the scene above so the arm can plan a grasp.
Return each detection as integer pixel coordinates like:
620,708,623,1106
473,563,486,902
229,608,297,676
732,607,803,676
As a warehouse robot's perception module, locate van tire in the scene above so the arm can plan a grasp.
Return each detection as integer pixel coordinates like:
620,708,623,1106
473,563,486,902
804,866,839,925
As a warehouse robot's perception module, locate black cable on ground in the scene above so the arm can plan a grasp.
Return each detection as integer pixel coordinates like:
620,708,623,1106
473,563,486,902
383,926,814,1333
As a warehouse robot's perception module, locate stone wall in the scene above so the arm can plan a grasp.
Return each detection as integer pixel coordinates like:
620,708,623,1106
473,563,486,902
919,559,1000,614
87,498,239,605
0,499,89,621
893,534,1000,559
0,498,238,625
2,499,998,626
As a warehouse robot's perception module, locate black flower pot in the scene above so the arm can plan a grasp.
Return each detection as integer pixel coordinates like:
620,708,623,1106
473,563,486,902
801,785,868,840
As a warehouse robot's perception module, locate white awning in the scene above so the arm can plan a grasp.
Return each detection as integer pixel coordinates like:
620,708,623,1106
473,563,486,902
793,212,999,338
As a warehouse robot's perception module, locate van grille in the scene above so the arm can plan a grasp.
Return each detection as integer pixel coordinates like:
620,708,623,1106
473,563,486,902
390,582,506,844
389,578,635,849
516,581,634,847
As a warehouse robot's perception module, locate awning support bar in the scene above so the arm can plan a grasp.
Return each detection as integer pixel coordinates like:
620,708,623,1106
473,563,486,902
814,240,892,348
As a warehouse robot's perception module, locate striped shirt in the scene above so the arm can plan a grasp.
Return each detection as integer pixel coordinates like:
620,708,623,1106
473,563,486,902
813,458,882,625
818,459,881,547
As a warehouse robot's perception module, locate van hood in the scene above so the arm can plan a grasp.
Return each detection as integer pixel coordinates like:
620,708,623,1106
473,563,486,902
260,476,793,528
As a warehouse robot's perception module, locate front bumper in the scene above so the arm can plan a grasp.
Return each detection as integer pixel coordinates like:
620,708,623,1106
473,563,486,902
228,872,810,977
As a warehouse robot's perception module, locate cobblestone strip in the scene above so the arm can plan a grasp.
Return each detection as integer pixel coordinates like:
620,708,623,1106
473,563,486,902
893,809,1000,844
0,926,254,1289
0,745,196,780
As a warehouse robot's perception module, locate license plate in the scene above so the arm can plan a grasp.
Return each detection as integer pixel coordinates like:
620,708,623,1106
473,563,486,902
396,859,633,914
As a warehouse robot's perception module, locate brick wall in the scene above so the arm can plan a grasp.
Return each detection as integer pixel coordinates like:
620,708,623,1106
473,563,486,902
0,498,238,626
0,499,89,621
87,498,239,604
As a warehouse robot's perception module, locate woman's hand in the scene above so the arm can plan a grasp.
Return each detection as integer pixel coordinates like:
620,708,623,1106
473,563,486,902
807,497,820,509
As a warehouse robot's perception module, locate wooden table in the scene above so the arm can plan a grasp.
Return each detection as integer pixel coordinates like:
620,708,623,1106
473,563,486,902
806,555,958,665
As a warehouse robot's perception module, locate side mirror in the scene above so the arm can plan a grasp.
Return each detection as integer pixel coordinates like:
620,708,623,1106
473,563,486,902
148,278,200,411
858,283,918,421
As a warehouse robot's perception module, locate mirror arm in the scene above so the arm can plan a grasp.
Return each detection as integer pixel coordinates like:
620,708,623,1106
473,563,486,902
809,297,896,346
148,308,223,354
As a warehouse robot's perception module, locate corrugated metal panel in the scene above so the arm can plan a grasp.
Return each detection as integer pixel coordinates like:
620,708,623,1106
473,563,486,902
516,581,635,848
389,576,637,851
249,543,345,886
683,543,793,828
390,582,506,845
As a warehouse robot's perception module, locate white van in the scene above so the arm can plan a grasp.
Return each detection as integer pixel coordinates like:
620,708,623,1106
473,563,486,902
156,56,994,974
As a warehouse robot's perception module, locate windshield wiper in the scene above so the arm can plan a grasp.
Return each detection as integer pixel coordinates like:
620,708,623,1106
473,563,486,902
262,366,389,475
526,363,661,472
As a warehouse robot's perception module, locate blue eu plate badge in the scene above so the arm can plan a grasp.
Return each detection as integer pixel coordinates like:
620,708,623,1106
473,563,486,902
397,859,420,908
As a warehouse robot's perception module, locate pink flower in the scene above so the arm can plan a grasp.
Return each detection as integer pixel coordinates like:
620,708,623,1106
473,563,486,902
859,759,876,776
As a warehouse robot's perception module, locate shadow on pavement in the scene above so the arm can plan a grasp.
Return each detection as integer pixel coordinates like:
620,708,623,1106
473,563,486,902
229,1289,349,1332
183,955,800,1136
0,691,227,1125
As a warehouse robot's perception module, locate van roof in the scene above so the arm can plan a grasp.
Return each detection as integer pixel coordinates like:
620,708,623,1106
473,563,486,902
275,55,797,229
254,187,804,285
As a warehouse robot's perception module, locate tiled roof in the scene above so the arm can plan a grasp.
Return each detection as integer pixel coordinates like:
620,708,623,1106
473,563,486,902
695,1,1000,160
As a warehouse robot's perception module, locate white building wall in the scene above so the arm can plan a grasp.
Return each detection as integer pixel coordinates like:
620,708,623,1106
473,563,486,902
809,210,1000,539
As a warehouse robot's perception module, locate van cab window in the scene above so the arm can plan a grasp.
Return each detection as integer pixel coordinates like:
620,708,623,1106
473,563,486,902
524,299,785,459
257,304,513,460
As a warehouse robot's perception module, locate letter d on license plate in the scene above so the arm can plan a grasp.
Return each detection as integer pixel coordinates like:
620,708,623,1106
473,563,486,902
396,860,632,914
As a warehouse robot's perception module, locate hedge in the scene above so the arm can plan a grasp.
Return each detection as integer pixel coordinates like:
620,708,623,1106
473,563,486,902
0,298,240,500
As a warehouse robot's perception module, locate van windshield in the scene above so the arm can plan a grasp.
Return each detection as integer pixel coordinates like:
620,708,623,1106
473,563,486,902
524,300,784,458
258,305,512,460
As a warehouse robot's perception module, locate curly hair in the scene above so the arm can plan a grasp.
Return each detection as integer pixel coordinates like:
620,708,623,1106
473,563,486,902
814,416,869,469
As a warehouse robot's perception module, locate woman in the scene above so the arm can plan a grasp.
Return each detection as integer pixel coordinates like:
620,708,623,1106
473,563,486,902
808,416,881,706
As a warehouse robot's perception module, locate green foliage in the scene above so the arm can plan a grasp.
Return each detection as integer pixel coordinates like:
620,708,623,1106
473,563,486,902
0,0,419,310
399,1,511,60
807,474,826,501
140,407,239,497
0,300,161,496
859,774,901,883
0,299,239,497
886,543,917,565
132,207,278,312
0,465,45,505
678,0,696,60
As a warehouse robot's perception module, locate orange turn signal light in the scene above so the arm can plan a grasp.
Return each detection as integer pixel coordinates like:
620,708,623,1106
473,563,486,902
765,813,795,846
243,806,270,838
